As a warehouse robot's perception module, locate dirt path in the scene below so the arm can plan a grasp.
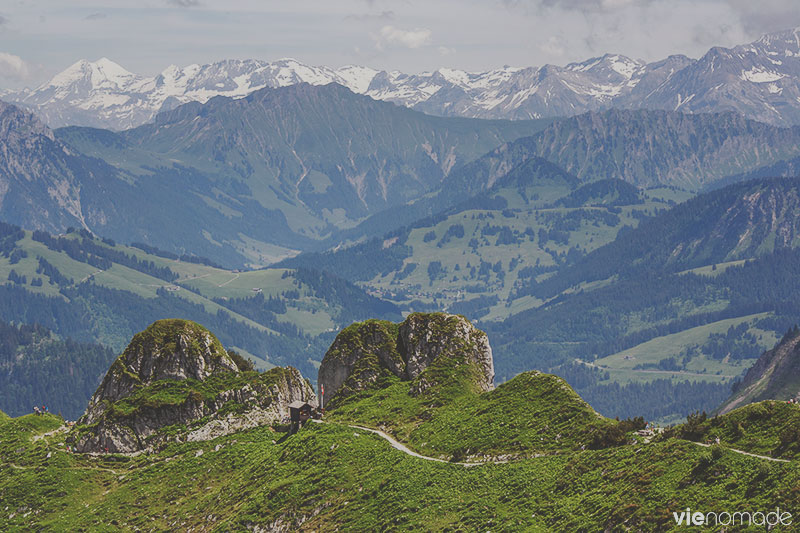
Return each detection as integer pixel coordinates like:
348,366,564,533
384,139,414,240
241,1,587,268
318,421,790,466
218,273,240,287
31,425,69,441
315,421,505,467
692,441,790,463
78,270,104,283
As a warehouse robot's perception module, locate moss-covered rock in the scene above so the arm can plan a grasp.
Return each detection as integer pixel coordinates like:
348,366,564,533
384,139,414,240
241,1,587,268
83,319,238,423
318,313,494,407
71,320,315,453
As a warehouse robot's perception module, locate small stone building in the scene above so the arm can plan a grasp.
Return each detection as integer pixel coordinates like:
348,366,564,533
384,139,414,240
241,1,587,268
288,400,313,426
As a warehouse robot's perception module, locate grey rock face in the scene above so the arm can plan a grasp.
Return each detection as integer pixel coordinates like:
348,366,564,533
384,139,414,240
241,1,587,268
318,313,494,406
317,320,403,408
400,313,494,395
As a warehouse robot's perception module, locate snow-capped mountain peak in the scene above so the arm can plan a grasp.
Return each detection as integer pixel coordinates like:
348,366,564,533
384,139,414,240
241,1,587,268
6,28,800,129
47,58,140,92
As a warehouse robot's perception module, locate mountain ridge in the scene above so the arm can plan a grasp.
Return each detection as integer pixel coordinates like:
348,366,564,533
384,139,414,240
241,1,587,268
717,327,800,414
2,86,548,267
7,28,800,129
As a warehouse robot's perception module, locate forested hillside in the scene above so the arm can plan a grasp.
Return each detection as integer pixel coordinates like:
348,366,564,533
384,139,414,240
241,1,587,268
0,222,401,381
0,321,115,419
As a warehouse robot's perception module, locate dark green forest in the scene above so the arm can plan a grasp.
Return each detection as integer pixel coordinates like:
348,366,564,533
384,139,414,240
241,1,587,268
0,320,115,419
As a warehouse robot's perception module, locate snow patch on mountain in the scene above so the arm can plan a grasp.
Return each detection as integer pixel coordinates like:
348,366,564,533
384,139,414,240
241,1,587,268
741,68,785,83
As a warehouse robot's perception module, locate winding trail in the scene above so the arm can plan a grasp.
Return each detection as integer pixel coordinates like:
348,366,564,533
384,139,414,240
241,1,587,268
692,441,790,463
314,420,510,467
316,421,790,467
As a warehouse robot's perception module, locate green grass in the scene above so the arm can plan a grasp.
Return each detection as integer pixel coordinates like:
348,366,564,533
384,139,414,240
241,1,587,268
106,371,264,419
0,230,348,340
329,371,620,460
362,198,660,322
592,313,774,385
678,259,750,277
667,400,800,461
2,411,800,532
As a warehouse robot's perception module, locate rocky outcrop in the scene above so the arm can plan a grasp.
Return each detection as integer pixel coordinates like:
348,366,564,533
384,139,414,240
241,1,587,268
717,327,800,415
71,319,315,453
318,313,494,407
81,319,239,424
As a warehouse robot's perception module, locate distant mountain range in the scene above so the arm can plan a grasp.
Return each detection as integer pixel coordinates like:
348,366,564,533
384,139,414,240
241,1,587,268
0,84,546,266
5,28,800,129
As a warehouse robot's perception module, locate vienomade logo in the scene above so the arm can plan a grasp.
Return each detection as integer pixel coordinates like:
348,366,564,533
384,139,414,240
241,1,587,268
672,507,792,527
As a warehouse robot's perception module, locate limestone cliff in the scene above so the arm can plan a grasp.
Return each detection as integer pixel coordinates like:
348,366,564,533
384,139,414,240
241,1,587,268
318,313,494,407
71,319,315,453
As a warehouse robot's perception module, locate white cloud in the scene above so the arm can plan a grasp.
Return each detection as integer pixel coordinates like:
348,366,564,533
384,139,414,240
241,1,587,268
0,52,30,81
376,25,432,49
539,35,566,57
168,0,202,7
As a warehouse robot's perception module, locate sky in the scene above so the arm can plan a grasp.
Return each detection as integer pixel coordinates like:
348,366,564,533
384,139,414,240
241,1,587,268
0,0,799,89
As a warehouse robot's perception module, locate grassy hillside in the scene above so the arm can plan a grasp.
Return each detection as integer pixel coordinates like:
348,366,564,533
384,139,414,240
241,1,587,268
329,371,618,460
2,395,799,530
283,165,672,321
518,109,800,189
282,172,800,424
667,400,800,461
468,178,800,421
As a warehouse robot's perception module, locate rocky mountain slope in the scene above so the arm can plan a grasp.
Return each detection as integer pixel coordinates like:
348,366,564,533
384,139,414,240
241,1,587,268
717,328,800,414
71,319,315,453
437,109,800,194
7,28,800,129
0,101,128,234
535,177,800,297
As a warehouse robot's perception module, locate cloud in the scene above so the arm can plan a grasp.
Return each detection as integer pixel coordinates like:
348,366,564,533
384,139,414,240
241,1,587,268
0,15,8,27
539,35,567,57
376,25,432,49
345,10,394,22
0,52,30,81
506,0,654,12
438,46,456,56
724,0,800,35
167,0,202,7
84,13,108,21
